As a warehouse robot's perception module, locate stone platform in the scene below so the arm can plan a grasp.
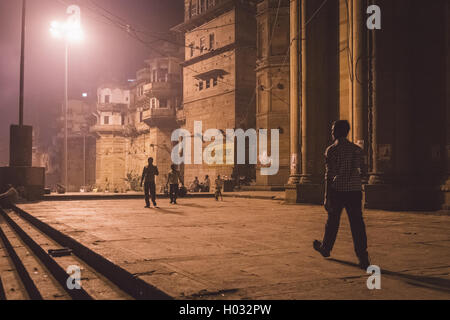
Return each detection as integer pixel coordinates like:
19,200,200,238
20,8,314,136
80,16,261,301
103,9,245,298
16,195,450,300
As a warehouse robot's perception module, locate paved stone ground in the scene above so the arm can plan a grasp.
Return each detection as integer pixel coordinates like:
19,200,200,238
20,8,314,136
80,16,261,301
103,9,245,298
18,196,450,300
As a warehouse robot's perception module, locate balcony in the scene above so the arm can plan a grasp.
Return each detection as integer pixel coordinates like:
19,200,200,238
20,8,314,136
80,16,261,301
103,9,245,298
97,103,128,113
142,108,176,128
136,68,151,83
143,81,181,98
90,124,125,134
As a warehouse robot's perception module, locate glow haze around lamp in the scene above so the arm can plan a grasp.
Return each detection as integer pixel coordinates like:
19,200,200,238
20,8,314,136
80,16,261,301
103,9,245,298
49,6,83,190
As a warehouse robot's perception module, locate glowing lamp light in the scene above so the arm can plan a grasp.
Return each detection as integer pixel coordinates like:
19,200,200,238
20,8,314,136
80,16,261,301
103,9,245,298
82,93,88,98
50,5,84,43
50,20,84,42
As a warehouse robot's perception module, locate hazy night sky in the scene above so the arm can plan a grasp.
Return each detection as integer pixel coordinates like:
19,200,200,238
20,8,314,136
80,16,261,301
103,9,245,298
0,0,183,165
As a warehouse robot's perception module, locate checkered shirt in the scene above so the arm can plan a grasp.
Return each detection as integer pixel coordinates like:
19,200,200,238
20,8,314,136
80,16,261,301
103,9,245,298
325,139,364,192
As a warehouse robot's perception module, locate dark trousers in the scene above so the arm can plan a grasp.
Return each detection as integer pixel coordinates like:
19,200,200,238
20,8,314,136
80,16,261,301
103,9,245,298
144,181,156,206
323,191,368,258
169,184,179,203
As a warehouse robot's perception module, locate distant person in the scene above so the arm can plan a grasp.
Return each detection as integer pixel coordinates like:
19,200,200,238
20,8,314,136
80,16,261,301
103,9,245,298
313,120,370,270
140,157,159,208
166,164,184,204
202,175,211,192
189,177,200,192
214,175,223,201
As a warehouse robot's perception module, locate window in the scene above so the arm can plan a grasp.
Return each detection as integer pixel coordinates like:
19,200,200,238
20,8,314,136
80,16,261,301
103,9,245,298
200,37,206,53
159,99,168,108
199,0,205,13
140,111,143,122
151,98,157,109
209,33,215,50
207,0,215,9
104,95,110,104
191,1,197,16
189,43,195,57
104,116,110,125
206,79,210,89
121,115,125,126
199,81,203,91
159,68,168,82
213,77,218,86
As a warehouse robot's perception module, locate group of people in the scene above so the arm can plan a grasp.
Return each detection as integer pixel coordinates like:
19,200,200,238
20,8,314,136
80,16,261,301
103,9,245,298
139,158,225,208
140,158,183,207
189,176,211,193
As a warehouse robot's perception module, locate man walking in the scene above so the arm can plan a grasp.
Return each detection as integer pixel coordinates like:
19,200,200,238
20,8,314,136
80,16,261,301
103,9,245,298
141,157,159,208
313,120,370,270
166,164,184,204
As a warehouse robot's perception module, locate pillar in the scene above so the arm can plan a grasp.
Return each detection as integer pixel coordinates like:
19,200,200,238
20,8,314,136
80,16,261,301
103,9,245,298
296,0,337,204
285,0,301,202
352,0,367,150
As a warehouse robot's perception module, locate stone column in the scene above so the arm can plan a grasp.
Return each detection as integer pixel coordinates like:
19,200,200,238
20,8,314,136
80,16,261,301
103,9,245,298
352,0,367,149
288,0,300,185
285,0,301,203
299,0,311,185
296,0,334,204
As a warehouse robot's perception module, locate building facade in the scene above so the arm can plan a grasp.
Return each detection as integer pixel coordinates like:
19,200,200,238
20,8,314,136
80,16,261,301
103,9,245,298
173,0,257,186
91,46,183,192
57,100,96,192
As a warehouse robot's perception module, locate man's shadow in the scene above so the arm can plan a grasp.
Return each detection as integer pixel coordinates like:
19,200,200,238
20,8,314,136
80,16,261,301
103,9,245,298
329,258,450,294
153,207,186,215
177,203,207,209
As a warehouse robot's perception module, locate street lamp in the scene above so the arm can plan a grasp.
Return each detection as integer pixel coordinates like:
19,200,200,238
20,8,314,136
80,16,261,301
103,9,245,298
50,5,83,191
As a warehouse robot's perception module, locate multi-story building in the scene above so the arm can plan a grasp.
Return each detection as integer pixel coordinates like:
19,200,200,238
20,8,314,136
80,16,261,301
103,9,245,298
91,84,130,192
56,99,97,192
172,0,257,186
91,44,183,192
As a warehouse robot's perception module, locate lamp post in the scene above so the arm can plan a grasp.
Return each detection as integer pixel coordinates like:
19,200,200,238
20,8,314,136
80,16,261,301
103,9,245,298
50,5,83,190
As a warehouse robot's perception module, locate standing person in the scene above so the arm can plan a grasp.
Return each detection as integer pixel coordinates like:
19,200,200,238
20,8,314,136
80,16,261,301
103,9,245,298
313,120,370,270
203,175,211,192
166,164,184,204
193,177,200,192
214,175,223,201
140,157,159,208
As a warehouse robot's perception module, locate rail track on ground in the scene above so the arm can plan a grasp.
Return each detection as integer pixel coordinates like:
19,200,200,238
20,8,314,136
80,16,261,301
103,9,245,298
0,205,171,300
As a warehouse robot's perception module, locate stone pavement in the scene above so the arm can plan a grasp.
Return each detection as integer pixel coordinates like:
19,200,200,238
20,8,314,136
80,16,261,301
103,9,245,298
18,196,450,300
